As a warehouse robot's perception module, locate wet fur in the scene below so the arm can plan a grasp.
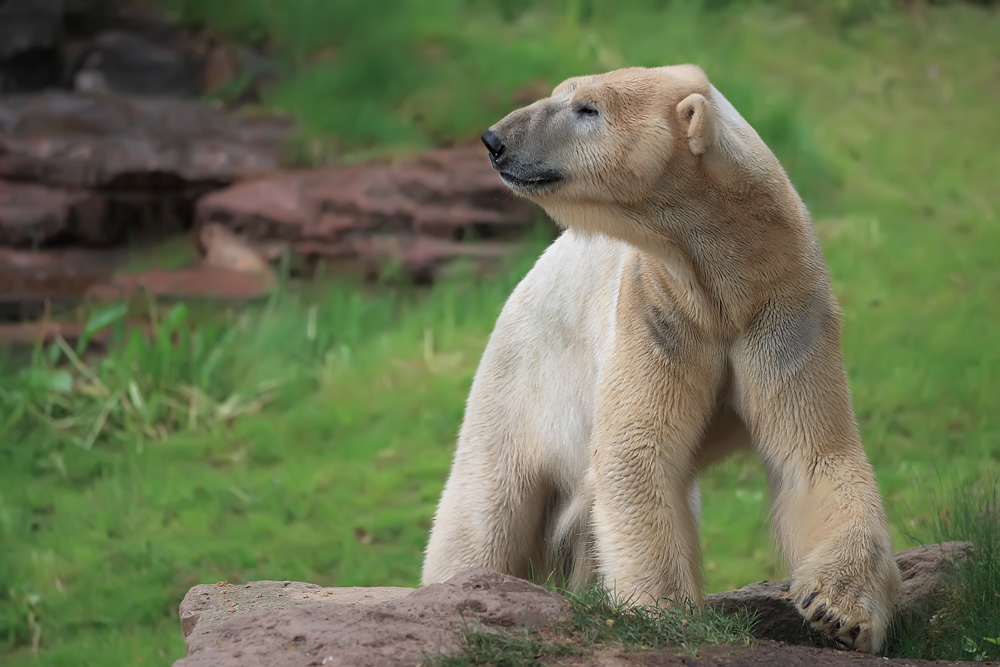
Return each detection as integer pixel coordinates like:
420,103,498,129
422,65,900,652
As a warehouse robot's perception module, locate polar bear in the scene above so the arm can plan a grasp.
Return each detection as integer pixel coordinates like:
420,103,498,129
422,65,900,652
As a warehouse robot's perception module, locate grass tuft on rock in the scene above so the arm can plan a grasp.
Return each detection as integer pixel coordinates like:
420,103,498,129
431,582,756,666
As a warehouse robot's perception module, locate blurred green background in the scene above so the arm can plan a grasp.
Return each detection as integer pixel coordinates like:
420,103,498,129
2,1,998,664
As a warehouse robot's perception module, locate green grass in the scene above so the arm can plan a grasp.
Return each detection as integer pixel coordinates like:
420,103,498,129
2,2,999,665
0,253,544,664
885,477,1000,661
162,0,834,210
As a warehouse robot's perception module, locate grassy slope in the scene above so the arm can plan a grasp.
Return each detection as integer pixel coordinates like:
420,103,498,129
2,4,999,665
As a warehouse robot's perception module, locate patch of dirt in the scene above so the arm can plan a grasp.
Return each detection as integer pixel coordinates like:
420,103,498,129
555,643,996,666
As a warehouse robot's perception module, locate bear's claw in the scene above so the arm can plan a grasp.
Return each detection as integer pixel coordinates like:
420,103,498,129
794,589,870,651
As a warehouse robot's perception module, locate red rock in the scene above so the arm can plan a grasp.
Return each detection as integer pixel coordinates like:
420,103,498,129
196,147,534,243
87,267,274,302
197,175,313,235
0,179,107,246
0,92,293,188
195,146,537,280
0,247,123,305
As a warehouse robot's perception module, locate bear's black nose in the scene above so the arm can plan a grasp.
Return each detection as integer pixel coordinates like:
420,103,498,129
481,130,505,158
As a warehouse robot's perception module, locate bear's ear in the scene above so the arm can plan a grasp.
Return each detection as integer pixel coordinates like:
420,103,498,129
676,93,716,156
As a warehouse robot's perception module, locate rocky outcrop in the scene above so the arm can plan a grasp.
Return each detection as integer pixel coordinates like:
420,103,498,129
0,5,537,316
0,92,291,189
172,544,975,666
195,146,536,282
0,90,292,261
0,91,292,313
0,142,536,316
196,148,532,241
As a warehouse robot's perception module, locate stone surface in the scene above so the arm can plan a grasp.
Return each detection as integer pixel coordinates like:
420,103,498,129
0,92,293,188
60,4,271,104
0,247,124,318
82,224,277,302
0,90,294,266
174,568,565,667
553,642,994,666
87,267,275,302
0,179,108,246
196,147,534,241
0,145,528,310
705,580,823,647
178,580,416,649
71,30,202,97
895,541,971,618
63,4,187,47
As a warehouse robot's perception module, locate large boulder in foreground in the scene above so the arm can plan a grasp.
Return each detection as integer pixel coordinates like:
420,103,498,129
173,543,973,666
174,569,563,667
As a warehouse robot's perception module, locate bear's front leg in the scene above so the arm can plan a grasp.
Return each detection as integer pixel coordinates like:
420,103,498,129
732,296,901,652
589,335,720,607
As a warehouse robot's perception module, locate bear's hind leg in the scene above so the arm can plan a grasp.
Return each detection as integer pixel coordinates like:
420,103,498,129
422,441,554,585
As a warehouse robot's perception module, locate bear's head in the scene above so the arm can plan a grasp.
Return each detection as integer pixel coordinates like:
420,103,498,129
483,65,784,242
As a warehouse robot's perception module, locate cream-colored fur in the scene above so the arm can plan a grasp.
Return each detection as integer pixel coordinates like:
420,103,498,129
422,65,900,652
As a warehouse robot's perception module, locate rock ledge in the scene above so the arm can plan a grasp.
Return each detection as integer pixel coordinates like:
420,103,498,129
174,543,971,666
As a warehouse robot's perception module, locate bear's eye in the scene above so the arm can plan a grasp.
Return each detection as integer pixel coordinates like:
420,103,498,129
576,104,599,117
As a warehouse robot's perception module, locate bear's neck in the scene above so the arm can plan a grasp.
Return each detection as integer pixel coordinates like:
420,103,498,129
541,181,825,332
546,196,829,334
642,187,826,334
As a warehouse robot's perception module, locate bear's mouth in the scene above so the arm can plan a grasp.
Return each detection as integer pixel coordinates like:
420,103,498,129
498,169,566,193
